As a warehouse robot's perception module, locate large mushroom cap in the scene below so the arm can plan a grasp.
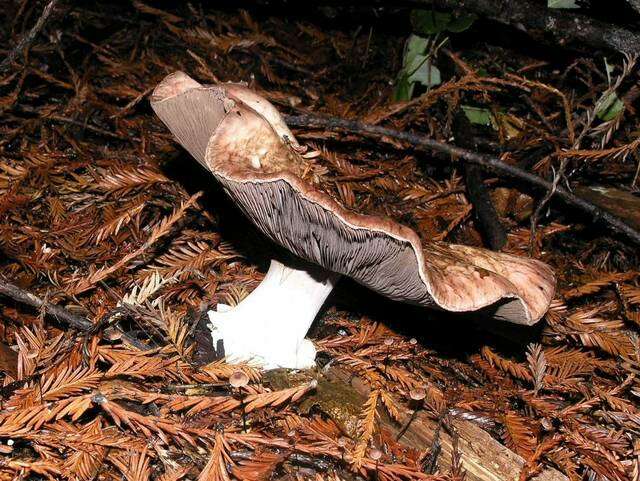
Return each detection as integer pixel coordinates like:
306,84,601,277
151,71,556,325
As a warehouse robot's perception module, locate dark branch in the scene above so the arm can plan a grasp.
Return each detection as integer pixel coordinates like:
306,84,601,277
0,0,61,74
0,277,147,350
453,113,507,250
464,164,507,250
398,0,640,55
284,112,640,246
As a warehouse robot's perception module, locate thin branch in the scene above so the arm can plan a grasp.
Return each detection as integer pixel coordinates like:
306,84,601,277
229,450,333,472
454,114,506,250
0,0,61,74
403,0,640,55
285,112,640,246
0,277,147,350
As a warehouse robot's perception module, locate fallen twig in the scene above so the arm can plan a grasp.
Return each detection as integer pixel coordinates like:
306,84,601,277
464,163,507,250
230,450,333,472
0,0,60,74
0,277,147,350
454,114,506,250
285,112,640,246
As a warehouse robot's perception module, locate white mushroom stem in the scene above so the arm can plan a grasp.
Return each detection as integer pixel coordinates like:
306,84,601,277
208,259,340,370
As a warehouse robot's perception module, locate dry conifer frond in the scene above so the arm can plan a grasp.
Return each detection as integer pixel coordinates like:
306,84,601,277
558,137,640,162
15,326,48,379
138,240,234,284
563,271,638,299
424,385,447,417
94,394,197,445
165,309,190,358
231,450,285,481
0,458,63,478
122,271,175,307
596,383,637,413
220,284,250,307
161,394,239,415
543,345,608,372
110,446,152,481
379,389,402,423
60,421,123,480
352,389,379,468
33,364,101,403
93,199,146,244
526,343,547,394
200,361,261,383
69,192,201,294
97,166,170,195
105,353,182,380
565,420,630,454
198,433,233,481
565,309,634,356
330,354,383,385
63,444,106,481
501,411,537,458
0,394,95,436
383,365,423,390
243,380,317,413
619,284,640,305
316,321,387,350
481,346,532,382
157,467,190,481
297,416,343,451
566,429,629,481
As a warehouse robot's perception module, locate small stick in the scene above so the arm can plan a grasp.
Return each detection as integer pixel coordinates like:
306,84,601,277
0,278,92,331
464,164,507,251
285,112,640,246
0,277,147,350
407,0,640,55
453,113,506,250
0,0,61,74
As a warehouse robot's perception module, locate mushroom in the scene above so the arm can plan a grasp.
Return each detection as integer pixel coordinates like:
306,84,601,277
150,71,556,370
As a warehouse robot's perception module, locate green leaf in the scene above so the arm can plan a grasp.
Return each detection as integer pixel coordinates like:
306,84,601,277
406,55,441,87
462,105,493,126
404,34,429,67
395,34,441,100
393,76,415,101
548,0,579,8
411,10,452,35
447,14,477,33
596,92,624,121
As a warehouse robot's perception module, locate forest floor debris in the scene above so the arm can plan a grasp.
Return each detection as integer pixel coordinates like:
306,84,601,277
0,2,639,480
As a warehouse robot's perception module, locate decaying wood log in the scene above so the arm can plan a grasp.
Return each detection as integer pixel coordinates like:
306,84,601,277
324,367,568,481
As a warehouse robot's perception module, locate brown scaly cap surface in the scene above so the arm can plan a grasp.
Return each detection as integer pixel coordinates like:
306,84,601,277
150,71,556,325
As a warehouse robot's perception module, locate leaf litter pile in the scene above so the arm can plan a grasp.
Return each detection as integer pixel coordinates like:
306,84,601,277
1,2,640,480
